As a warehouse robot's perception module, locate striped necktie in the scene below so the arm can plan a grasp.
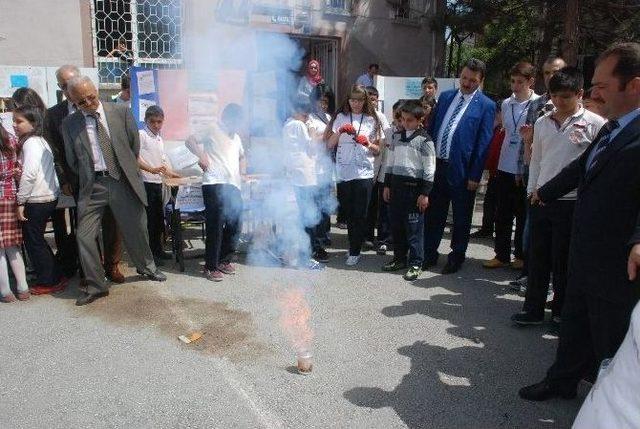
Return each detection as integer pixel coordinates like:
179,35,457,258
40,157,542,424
439,95,466,159
89,112,120,179
586,120,619,172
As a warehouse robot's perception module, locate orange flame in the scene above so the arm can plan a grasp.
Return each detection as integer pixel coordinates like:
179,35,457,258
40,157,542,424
278,287,314,352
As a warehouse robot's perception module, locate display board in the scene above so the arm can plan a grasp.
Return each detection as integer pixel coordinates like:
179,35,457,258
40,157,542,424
375,75,458,123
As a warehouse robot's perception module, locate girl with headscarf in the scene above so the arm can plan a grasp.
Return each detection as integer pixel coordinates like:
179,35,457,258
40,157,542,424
297,60,325,104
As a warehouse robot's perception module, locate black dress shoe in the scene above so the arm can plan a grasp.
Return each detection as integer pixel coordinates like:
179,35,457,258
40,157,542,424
518,379,576,401
441,261,461,274
76,291,109,306
137,269,167,282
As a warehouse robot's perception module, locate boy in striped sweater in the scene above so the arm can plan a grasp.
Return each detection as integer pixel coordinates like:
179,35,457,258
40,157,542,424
382,100,436,280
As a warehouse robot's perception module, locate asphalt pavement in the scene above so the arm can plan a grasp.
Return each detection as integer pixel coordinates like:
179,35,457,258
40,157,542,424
0,223,585,429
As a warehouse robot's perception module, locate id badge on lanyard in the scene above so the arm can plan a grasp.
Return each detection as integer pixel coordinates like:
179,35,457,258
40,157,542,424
510,101,530,145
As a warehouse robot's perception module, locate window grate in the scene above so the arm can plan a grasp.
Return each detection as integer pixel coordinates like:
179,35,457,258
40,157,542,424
92,0,183,88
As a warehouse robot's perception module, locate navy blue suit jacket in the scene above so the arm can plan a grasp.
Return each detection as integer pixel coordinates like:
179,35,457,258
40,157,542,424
429,89,496,188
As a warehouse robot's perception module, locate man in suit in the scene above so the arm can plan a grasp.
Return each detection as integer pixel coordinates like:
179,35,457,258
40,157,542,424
62,76,166,306
45,65,125,284
423,58,496,274
519,42,640,401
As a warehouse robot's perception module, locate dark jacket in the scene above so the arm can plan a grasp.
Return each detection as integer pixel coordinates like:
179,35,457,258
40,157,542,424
61,103,147,215
538,114,640,305
44,100,74,186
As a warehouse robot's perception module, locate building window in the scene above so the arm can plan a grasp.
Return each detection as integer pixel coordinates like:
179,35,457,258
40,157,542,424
324,0,351,16
392,0,426,23
92,0,183,88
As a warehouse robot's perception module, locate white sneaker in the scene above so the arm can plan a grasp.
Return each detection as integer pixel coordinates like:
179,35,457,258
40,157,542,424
345,254,361,266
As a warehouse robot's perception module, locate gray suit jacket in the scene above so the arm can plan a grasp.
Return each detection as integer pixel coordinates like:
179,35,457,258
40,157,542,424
61,102,147,214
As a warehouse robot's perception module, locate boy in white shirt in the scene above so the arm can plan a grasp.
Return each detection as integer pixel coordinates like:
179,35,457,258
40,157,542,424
512,67,605,326
138,106,180,266
186,104,246,282
283,101,326,268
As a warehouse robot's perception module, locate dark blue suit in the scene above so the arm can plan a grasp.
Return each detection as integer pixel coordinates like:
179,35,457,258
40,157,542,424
424,89,496,265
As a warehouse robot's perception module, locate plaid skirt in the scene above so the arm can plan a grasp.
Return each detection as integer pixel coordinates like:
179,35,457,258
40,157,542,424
0,198,22,248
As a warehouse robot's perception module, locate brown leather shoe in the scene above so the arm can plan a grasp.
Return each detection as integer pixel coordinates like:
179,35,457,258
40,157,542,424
106,266,125,284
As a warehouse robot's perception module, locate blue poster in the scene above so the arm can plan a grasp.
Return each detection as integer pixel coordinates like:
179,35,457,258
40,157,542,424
10,74,28,88
130,67,160,129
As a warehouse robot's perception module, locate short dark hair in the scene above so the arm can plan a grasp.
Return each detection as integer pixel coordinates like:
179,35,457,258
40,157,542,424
421,77,438,88
399,99,425,119
368,63,379,70
596,42,640,90
222,103,244,125
510,62,536,79
144,105,164,120
365,86,379,97
463,58,486,80
11,87,46,112
291,99,312,115
392,100,404,112
419,94,436,109
548,67,584,94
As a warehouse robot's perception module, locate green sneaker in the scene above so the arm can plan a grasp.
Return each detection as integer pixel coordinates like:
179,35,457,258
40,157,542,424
403,266,422,281
382,259,407,272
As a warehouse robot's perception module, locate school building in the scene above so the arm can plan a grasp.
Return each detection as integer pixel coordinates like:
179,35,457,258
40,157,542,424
0,0,445,101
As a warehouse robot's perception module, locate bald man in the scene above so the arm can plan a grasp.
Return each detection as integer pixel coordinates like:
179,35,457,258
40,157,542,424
61,76,165,306
45,65,124,284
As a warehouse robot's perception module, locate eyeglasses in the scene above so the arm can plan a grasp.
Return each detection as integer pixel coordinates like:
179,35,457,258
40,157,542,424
75,93,97,107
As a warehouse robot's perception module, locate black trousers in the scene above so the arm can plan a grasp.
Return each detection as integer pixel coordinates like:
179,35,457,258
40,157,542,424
494,171,526,262
336,183,347,223
547,286,637,390
377,184,392,245
202,184,242,271
480,175,498,233
23,200,62,286
315,184,332,243
423,160,476,265
390,183,424,266
144,182,165,257
337,179,373,256
523,201,574,318
294,186,322,256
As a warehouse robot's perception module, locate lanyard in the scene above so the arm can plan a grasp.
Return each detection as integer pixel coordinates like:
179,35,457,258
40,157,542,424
511,99,531,131
349,112,364,140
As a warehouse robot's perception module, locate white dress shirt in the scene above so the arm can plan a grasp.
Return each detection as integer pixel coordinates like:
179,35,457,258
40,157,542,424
81,102,109,172
139,126,167,184
435,89,477,159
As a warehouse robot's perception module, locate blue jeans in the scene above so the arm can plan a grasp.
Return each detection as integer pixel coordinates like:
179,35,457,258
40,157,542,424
390,183,424,266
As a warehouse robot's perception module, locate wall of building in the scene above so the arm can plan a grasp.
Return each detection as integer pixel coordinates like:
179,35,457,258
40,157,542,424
0,0,90,67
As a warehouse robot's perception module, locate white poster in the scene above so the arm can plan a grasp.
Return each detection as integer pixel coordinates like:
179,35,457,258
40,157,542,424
136,70,156,96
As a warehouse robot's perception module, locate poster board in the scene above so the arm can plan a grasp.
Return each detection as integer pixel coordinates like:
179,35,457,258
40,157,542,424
375,75,458,123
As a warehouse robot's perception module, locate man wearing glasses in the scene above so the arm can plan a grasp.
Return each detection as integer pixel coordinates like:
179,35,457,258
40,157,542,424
45,66,125,286
61,76,166,306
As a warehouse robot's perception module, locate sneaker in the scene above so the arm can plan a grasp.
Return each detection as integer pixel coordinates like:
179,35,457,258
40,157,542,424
0,294,16,303
376,244,388,255
305,259,325,270
336,222,347,230
364,240,375,250
345,254,361,266
483,257,509,269
518,285,527,296
511,311,544,326
382,259,407,272
551,315,562,325
16,291,30,301
511,258,525,270
313,249,330,263
204,269,224,282
509,276,528,291
470,229,493,239
403,266,422,281
218,262,236,275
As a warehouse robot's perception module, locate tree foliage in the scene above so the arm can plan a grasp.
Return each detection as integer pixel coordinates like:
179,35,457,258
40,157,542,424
443,0,640,96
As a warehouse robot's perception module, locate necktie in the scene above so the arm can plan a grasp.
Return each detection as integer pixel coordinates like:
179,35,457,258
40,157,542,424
90,112,120,179
439,95,466,159
586,120,619,172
